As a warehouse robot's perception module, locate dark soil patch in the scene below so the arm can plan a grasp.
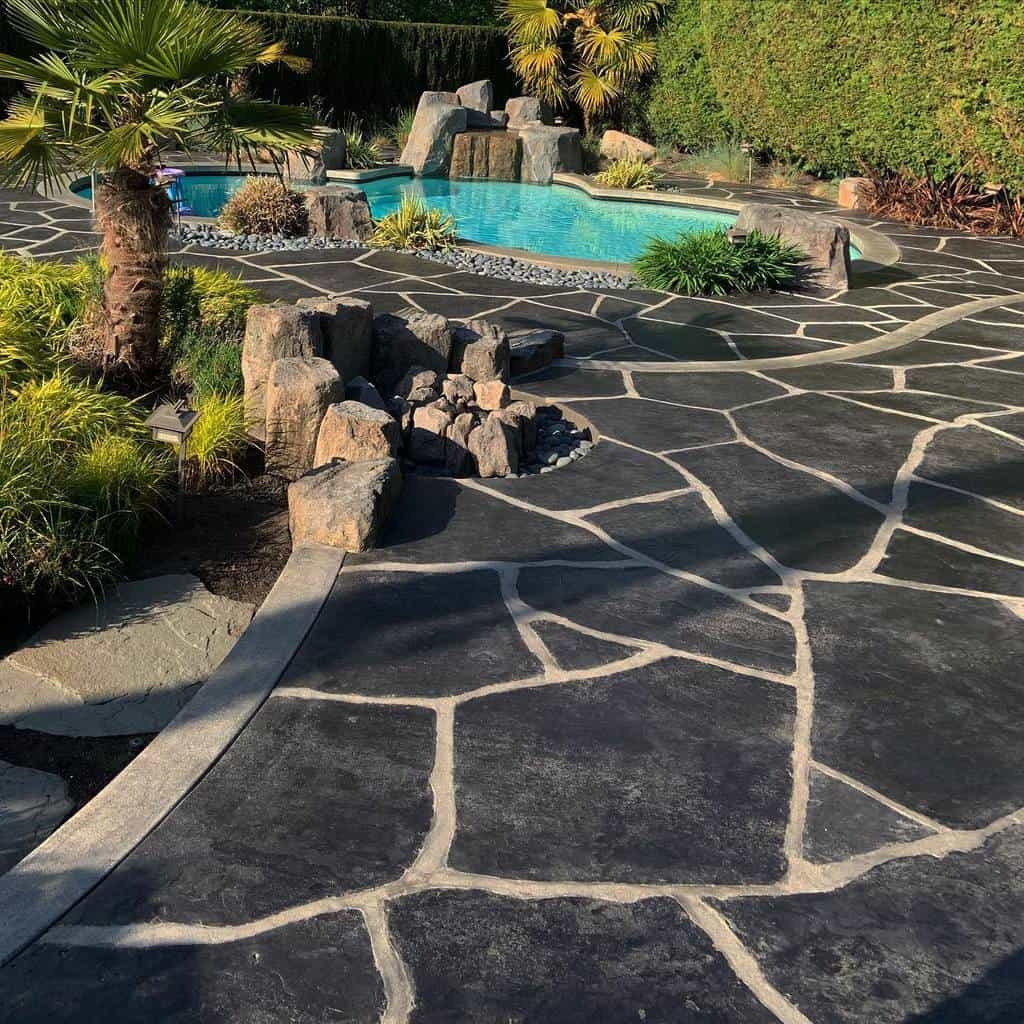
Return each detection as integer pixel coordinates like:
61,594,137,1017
128,471,291,609
0,726,155,810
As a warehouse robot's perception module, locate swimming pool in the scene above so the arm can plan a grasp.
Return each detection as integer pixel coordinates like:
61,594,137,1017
361,177,737,264
74,172,740,264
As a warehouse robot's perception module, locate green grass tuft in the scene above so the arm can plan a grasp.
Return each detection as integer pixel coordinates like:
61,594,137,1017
634,228,805,295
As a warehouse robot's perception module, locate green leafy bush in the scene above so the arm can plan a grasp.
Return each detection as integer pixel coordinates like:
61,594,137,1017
370,194,457,250
219,176,308,236
634,228,804,295
0,374,169,600
645,0,730,151
595,157,659,190
162,267,261,395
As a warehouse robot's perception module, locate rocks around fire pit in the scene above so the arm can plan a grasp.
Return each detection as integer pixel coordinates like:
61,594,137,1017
241,297,594,551
378,314,594,480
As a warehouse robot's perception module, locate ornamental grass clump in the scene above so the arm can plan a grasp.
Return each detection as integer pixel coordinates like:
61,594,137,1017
219,176,309,236
0,374,169,600
370,194,457,251
595,156,659,190
183,391,250,490
634,228,805,295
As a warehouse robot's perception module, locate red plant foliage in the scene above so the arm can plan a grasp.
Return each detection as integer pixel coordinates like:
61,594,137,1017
864,169,1024,239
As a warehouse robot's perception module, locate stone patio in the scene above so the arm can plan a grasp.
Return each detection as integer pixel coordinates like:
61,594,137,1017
1,183,1024,1022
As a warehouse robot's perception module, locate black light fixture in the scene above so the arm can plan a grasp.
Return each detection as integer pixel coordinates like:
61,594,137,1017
145,400,200,523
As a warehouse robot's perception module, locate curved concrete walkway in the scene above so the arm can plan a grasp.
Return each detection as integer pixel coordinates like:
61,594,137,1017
2,184,1024,1022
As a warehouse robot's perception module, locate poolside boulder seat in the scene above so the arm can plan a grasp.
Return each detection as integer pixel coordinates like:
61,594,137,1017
506,96,554,128
519,125,584,185
600,129,656,163
304,186,374,242
288,457,402,552
401,98,469,176
457,79,494,114
314,401,401,467
265,357,344,480
734,203,852,292
242,303,326,439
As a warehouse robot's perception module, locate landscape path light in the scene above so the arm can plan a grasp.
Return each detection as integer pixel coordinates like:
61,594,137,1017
145,399,200,525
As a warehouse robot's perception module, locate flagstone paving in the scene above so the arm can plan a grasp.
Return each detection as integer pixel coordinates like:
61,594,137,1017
2,185,1024,1021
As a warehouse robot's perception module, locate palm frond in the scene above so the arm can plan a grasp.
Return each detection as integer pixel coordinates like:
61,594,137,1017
570,64,621,116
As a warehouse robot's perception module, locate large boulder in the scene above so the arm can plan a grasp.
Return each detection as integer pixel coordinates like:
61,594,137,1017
400,101,468,176
519,125,583,185
372,312,453,395
297,295,373,381
451,320,511,381
288,458,402,552
734,204,852,292
450,130,521,180
468,414,519,478
321,129,347,171
838,176,873,210
305,187,374,241
285,149,326,186
242,303,324,439
456,79,494,113
265,356,344,480
506,96,553,128
600,129,656,163
417,91,460,110
314,400,401,467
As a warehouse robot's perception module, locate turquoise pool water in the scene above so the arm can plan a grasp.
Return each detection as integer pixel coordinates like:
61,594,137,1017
75,173,737,263
74,172,861,264
76,174,249,219
361,177,736,264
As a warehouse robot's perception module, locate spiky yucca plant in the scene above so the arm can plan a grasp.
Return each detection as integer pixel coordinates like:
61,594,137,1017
370,194,456,251
0,0,321,375
595,156,658,189
501,0,665,132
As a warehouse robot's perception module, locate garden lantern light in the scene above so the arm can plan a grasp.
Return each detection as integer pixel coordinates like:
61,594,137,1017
145,400,199,523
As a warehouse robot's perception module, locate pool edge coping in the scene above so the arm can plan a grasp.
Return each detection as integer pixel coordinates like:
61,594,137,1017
49,164,899,276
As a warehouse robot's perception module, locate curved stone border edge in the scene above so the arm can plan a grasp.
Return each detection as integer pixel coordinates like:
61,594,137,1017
0,543,344,967
545,291,1024,375
553,172,901,271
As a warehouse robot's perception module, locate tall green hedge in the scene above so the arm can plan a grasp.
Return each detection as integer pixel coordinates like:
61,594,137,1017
200,1,496,26
644,0,1024,192
242,11,514,116
644,0,729,151
0,8,513,117
695,0,1024,190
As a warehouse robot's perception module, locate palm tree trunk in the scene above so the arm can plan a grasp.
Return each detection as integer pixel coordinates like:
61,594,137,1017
95,167,172,375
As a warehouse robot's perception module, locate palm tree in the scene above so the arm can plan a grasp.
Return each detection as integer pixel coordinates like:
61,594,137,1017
0,0,321,374
501,0,665,133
